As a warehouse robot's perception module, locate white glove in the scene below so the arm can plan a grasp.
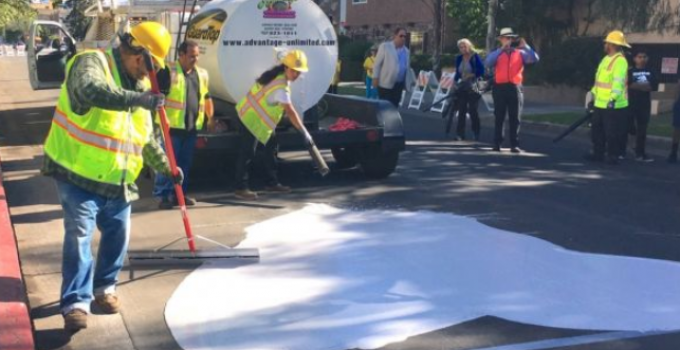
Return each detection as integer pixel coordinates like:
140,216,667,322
584,91,594,109
303,129,313,145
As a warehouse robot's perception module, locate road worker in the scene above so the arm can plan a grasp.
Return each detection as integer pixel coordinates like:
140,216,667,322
233,49,311,200
41,22,181,331
585,30,630,165
154,40,214,209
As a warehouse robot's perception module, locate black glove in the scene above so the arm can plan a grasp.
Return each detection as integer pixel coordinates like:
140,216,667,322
132,91,165,111
171,167,184,185
587,101,594,112
607,100,616,109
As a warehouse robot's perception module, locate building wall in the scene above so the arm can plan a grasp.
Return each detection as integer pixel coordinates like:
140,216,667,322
342,0,457,54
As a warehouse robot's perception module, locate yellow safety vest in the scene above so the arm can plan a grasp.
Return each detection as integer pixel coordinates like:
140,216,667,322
236,74,289,145
43,49,153,185
591,53,629,109
163,62,210,130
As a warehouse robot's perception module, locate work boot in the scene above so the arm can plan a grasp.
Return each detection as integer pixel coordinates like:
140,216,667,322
492,145,501,152
265,184,292,194
234,189,258,201
172,196,196,206
95,293,121,314
158,197,173,210
605,156,619,165
635,154,654,163
63,309,88,332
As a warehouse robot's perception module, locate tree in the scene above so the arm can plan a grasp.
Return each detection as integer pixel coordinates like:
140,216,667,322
0,0,36,32
485,0,497,52
431,0,446,76
65,0,96,40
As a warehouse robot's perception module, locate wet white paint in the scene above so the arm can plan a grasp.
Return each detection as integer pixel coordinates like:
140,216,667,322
165,204,680,350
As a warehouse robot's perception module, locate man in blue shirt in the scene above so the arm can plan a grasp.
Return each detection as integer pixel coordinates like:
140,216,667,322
485,28,539,153
373,28,413,107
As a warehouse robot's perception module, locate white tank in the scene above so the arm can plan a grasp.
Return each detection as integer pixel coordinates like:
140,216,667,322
187,0,338,113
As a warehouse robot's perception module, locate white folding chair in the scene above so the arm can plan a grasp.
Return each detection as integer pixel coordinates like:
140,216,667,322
431,72,455,113
407,70,431,110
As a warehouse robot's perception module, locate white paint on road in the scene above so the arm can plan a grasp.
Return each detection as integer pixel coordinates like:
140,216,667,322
165,204,680,350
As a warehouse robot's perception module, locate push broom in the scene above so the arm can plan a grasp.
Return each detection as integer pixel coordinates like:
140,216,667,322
127,53,260,275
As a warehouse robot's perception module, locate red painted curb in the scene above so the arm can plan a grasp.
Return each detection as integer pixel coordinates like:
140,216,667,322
0,157,35,350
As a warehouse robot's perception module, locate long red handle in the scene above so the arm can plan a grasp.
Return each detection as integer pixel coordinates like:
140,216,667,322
147,66,196,253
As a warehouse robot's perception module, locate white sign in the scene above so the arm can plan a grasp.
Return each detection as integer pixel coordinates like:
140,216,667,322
661,57,678,74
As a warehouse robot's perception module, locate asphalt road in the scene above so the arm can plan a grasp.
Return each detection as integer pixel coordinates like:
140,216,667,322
1,56,679,350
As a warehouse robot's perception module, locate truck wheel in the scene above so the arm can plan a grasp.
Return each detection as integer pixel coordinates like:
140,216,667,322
331,147,358,169
359,145,399,179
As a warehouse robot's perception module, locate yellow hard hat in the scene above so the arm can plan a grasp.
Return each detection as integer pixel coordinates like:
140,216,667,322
280,49,309,72
130,22,172,69
604,30,631,48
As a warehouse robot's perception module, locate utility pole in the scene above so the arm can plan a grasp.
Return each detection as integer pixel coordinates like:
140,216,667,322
486,0,498,52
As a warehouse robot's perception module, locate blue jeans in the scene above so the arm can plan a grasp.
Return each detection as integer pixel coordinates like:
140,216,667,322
365,76,378,99
153,133,197,199
56,180,131,315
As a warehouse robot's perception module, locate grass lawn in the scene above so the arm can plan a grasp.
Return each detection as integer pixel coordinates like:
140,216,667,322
525,111,674,138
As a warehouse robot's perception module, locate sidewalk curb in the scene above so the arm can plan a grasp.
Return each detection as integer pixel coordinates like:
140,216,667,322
0,155,35,350
400,106,673,155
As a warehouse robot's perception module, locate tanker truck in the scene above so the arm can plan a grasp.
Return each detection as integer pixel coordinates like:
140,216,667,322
26,0,405,179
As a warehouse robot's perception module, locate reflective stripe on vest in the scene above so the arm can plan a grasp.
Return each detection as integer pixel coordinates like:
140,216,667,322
163,62,209,130
495,49,523,85
592,53,628,109
236,75,289,144
43,49,152,185
52,108,144,156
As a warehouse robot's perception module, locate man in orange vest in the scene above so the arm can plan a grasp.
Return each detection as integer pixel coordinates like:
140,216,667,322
485,28,539,153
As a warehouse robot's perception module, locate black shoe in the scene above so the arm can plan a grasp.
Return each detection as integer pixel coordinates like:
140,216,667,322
583,154,604,162
605,156,619,165
453,136,462,141
158,197,173,210
635,154,654,163
492,145,501,152
510,147,522,154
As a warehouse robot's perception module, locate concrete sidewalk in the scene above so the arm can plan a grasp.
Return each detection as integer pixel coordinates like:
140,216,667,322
0,57,301,350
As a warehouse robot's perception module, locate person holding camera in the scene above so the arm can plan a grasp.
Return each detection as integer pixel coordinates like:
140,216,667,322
485,28,539,153
453,38,485,141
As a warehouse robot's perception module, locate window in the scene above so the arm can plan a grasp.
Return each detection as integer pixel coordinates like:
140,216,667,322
409,32,426,54
352,0,367,4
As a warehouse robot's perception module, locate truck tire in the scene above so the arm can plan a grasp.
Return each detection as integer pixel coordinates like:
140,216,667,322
359,145,399,179
331,147,358,169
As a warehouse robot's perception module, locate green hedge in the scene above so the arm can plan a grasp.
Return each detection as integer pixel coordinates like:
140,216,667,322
338,35,374,82
527,37,603,88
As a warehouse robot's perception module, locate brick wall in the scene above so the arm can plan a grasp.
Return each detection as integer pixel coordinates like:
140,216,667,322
343,0,457,54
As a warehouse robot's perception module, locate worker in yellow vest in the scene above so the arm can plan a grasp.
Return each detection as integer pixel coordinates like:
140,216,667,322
234,49,311,200
585,30,630,165
41,22,179,332
153,40,214,209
